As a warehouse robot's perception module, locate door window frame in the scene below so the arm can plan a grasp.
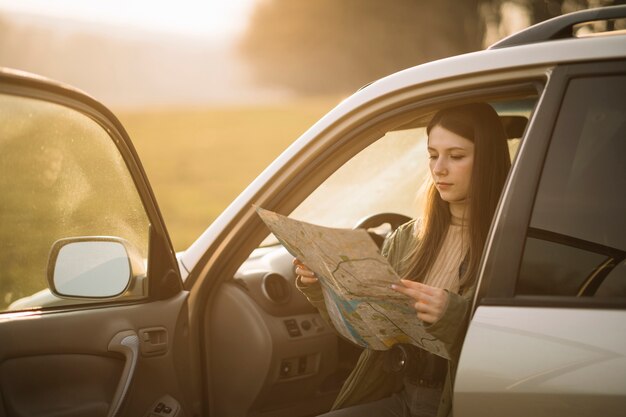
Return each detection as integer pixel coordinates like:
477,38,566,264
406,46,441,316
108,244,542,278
477,59,626,310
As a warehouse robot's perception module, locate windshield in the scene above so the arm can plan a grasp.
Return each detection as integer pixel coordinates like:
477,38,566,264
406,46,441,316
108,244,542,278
257,127,429,247
293,127,428,227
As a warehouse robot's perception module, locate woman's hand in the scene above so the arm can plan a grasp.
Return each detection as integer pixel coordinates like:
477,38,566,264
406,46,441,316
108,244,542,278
391,279,449,324
293,258,318,285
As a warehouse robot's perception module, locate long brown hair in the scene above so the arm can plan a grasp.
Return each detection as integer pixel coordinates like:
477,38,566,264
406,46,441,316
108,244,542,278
403,103,511,291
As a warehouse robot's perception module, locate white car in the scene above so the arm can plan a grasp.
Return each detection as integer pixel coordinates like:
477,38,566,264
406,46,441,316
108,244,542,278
1,6,625,417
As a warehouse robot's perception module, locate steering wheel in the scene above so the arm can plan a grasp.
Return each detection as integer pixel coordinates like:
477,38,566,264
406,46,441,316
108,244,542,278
354,212,412,248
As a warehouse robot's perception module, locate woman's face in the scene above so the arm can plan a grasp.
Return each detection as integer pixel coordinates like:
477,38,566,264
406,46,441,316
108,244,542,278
427,125,475,203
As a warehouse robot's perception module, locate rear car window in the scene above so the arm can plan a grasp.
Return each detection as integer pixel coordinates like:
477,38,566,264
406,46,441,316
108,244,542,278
516,75,626,298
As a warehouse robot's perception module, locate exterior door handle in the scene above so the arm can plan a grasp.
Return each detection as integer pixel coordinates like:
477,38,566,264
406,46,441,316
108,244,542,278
107,330,139,417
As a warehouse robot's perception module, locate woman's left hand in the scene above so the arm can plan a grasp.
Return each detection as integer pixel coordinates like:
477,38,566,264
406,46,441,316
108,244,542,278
391,279,449,324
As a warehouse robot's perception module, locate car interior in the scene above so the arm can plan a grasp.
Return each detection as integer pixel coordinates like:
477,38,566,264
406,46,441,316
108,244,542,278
204,95,538,417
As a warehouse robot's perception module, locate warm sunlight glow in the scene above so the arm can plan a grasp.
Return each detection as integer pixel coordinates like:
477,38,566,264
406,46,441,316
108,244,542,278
0,0,255,38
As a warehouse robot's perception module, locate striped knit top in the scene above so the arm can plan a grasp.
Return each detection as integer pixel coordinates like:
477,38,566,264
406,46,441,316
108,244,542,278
422,216,469,294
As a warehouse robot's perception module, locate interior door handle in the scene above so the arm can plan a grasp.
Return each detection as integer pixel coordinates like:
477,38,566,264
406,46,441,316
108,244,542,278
107,330,139,417
139,327,168,356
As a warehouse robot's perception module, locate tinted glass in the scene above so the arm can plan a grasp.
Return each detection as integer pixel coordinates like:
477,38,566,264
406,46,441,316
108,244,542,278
517,75,626,297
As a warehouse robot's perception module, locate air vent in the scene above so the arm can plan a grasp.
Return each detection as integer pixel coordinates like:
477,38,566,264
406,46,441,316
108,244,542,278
262,273,291,304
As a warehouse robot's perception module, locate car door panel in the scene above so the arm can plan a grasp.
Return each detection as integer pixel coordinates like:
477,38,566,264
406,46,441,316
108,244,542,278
455,306,626,417
0,292,191,417
2,354,122,417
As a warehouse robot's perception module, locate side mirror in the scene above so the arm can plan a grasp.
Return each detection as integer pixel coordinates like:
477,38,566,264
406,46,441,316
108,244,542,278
47,237,143,299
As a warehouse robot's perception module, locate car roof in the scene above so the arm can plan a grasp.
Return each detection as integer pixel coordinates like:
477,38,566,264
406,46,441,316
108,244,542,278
340,34,626,123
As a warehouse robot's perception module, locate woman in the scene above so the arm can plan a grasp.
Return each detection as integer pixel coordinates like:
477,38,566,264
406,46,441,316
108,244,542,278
294,102,511,417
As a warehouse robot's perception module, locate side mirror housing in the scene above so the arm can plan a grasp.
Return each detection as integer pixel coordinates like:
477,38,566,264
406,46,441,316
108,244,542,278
47,237,145,299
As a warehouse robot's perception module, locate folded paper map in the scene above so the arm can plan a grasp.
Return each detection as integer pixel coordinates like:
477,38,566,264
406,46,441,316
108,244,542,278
256,207,449,359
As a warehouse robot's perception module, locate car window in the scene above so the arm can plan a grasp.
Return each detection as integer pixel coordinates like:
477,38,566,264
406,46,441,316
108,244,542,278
0,94,150,312
516,75,626,298
291,126,429,229
289,98,535,230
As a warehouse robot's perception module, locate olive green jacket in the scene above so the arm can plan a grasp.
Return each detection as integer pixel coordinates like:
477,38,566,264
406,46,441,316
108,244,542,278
297,220,475,417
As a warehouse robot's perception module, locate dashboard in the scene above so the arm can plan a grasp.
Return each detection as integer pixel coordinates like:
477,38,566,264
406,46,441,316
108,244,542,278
207,245,359,417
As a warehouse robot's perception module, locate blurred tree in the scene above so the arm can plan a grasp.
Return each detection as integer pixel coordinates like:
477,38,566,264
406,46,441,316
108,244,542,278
240,0,624,95
526,0,624,23
239,0,483,95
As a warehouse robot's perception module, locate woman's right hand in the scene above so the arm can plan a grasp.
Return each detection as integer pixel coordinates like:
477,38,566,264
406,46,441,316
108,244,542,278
293,258,318,285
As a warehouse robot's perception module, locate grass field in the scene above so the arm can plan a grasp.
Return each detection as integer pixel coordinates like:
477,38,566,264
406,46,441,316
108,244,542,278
116,97,339,250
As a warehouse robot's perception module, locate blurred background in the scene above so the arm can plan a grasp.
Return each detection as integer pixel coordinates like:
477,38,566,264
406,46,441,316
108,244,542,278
0,0,621,250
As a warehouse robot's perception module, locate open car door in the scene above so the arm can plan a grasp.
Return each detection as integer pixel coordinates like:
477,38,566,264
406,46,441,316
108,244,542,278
0,69,198,417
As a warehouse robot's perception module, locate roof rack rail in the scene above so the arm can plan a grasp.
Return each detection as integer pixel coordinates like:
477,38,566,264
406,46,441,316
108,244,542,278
489,5,626,49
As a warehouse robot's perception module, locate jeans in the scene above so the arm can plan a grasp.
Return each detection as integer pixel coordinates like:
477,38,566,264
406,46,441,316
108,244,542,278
317,381,442,417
